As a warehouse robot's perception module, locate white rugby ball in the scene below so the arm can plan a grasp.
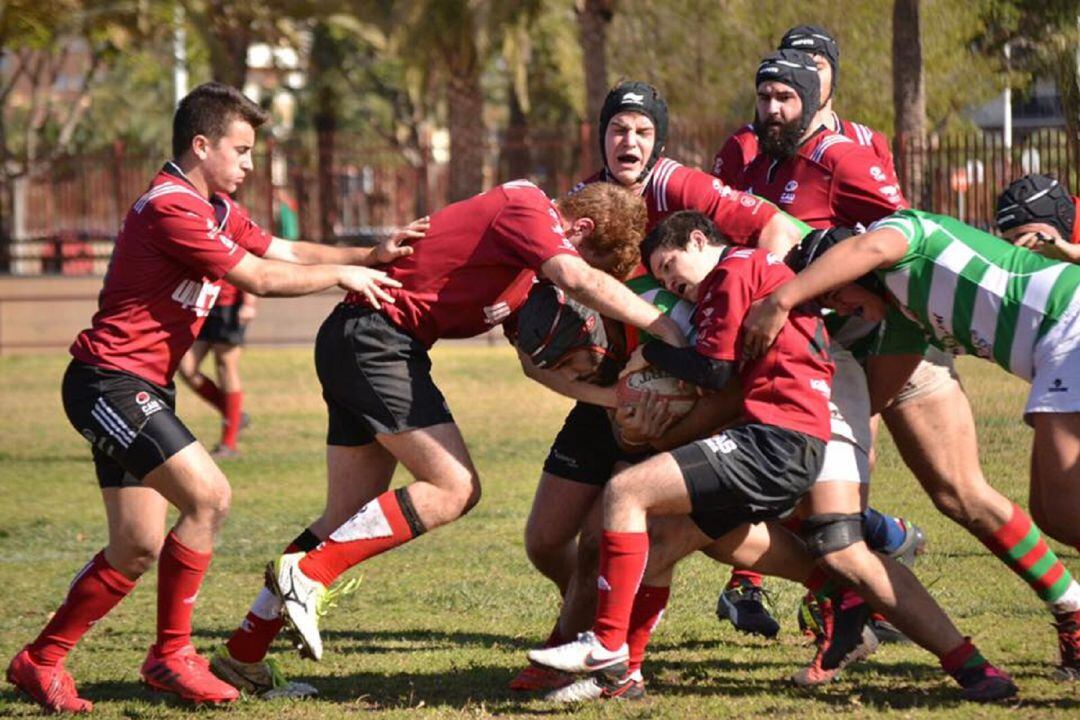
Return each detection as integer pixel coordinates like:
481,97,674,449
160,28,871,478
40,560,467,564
616,367,698,417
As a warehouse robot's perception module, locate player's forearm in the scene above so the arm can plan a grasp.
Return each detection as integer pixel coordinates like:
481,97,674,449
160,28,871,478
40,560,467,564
231,258,344,297
279,240,375,267
642,342,736,391
518,350,617,407
547,256,686,346
773,234,888,311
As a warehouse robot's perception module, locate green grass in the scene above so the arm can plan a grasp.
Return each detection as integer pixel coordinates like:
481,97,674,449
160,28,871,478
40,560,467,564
1,347,1078,718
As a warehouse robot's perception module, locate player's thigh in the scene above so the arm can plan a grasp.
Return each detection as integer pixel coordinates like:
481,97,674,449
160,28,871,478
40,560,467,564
320,443,398,528
644,515,714,584
377,422,479,489
607,451,692,516
142,441,230,517
526,472,604,552
702,521,813,584
1029,412,1080,541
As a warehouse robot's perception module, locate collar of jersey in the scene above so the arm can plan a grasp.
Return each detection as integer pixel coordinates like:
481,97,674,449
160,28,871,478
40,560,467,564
161,161,230,229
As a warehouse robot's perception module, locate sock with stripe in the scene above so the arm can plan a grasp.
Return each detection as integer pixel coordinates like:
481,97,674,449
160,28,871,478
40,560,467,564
299,488,425,587
191,376,226,414
155,532,211,657
979,503,1080,612
226,528,321,663
862,507,907,554
594,531,649,652
939,637,993,684
220,391,243,450
627,584,670,673
726,569,763,589
28,550,136,666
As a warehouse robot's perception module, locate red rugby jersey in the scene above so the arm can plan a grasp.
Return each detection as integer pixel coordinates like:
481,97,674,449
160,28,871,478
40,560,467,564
712,114,896,193
741,128,908,229
70,163,272,386
694,247,833,441
577,157,778,244
350,180,579,346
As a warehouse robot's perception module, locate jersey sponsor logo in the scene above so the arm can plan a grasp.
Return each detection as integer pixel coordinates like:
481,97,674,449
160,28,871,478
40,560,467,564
483,301,512,325
879,185,900,199
704,433,738,455
620,91,645,105
712,178,733,197
870,166,887,182
740,195,758,208
784,180,798,192
810,378,831,398
171,278,221,318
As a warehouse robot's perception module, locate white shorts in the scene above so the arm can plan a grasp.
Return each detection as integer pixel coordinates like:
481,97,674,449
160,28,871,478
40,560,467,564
817,437,871,485
1026,304,1080,423
891,346,960,407
816,344,872,485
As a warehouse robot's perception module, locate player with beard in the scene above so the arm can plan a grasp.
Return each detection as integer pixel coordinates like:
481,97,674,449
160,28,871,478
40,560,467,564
712,24,895,189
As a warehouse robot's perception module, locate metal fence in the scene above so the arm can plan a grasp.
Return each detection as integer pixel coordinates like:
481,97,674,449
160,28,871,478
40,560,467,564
2,124,1076,275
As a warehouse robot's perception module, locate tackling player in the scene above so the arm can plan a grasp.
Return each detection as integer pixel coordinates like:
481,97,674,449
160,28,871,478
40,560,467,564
528,211,1016,703
745,210,1080,681
4,82,410,714
220,180,687,683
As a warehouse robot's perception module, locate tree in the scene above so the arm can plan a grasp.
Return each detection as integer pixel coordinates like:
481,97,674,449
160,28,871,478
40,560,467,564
576,0,613,171
893,0,926,203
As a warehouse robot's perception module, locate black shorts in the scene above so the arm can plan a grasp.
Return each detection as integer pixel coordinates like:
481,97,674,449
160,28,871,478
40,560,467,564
673,424,825,540
543,402,652,486
61,360,197,488
198,301,246,345
315,303,454,446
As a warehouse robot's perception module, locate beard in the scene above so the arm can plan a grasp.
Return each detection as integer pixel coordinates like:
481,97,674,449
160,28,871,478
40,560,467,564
756,119,803,160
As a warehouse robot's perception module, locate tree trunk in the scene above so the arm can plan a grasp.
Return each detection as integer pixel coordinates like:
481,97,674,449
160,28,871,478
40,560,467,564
310,22,338,242
447,70,486,202
502,90,531,182
576,0,613,173
892,0,926,206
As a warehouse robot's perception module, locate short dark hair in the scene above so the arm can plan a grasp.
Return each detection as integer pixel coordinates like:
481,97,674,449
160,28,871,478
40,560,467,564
640,210,725,273
172,82,269,159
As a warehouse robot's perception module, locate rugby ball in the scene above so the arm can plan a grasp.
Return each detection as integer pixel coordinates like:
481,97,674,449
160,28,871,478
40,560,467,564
616,367,698,417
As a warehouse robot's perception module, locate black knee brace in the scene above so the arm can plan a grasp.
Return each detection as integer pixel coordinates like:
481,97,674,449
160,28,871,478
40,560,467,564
801,513,865,558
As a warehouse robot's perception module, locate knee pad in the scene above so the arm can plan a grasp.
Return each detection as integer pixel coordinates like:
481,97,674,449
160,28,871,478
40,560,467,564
801,513,864,558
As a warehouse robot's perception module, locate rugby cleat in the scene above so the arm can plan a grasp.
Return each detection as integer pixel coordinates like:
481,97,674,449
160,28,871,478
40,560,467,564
1052,608,1080,680
508,663,573,692
543,668,646,703
791,590,878,687
6,646,93,714
527,631,629,674
949,658,1018,702
209,645,318,698
140,644,239,704
266,554,326,661
717,577,780,638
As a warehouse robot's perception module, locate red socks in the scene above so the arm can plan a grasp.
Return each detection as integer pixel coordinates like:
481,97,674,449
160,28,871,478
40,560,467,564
728,569,764,588
594,531,649,652
192,376,226,413
220,392,243,450
627,584,670,673
155,533,211,657
28,551,136,666
299,489,423,587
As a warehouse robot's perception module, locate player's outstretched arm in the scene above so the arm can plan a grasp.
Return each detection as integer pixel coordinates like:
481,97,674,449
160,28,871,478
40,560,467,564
226,252,400,305
742,227,908,357
542,254,687,348
263,216,429,266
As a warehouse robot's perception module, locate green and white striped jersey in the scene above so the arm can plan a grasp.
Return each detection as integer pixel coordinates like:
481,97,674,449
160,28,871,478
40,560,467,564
624,274,697,347
871,209,1080,380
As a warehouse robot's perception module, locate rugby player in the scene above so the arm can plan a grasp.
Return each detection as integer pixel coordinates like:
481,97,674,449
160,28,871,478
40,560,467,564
219,180,686,685
528,211,1016,703
4,82,411,714
712,24,895,189
745,211,1080,680
997,174,1080,261
177,280,254,458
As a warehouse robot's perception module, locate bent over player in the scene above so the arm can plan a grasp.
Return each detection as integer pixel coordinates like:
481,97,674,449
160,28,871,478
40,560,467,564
218,181,685,684
4,82,408,714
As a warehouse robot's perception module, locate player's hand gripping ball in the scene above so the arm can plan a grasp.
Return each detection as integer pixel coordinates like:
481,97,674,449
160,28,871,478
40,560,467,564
616,367,698,418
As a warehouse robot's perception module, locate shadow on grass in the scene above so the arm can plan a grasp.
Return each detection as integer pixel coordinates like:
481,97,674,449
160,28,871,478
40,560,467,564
192,627,536,654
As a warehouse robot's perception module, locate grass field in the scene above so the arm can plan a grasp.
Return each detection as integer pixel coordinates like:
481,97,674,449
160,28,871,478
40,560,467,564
1,345,1078,718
